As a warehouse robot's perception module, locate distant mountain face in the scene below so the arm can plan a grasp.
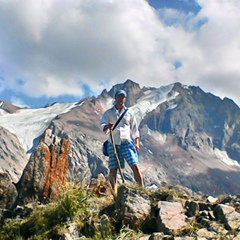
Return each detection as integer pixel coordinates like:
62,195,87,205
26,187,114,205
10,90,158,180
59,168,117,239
0,100,20,114
141,83,240,161
0,126,27,182
0,80,240,196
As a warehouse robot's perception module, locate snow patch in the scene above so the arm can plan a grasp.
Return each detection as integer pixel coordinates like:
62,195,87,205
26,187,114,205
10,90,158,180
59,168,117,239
0,102,78,156
0,109,6,116
214,148,240,167
167,104,178,110
147,128,167,144
148,149,153,154
146,183,158,190
182,85,189,89
130,84,176,125
101,97,114,111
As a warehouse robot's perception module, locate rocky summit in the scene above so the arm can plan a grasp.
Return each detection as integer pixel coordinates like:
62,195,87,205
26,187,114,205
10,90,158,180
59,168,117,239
1,178,240,239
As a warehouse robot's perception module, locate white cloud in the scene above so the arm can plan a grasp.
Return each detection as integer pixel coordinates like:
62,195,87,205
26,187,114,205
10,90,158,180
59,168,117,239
0,0,239,106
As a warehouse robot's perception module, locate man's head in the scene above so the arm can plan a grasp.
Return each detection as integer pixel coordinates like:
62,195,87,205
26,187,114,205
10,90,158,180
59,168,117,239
115,89,127,107
115,89,127,98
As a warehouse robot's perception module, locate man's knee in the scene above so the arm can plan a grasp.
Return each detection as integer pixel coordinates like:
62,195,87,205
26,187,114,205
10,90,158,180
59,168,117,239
110,168,118,175
131,164,141,173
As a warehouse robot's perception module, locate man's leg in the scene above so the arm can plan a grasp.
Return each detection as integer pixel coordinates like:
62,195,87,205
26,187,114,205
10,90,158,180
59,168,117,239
109,168,118,192
131,164,144,187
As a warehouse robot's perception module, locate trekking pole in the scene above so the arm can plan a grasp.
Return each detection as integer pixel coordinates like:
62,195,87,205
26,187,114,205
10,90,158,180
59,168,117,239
109,128,125,183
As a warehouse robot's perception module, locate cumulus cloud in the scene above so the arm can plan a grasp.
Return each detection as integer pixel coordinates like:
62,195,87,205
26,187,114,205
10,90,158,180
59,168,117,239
0,0,239,106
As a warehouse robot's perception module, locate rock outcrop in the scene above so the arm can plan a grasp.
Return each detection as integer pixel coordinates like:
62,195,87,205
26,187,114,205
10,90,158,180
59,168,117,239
157,201,187,234
0,100,20,114
115,185,151,230
16,129,70,205
0,126,27,182
112,185,240,239
0,171,18,210
1,179,240,239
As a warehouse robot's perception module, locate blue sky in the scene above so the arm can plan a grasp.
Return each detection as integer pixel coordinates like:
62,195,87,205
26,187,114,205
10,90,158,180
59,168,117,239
0,0,240,108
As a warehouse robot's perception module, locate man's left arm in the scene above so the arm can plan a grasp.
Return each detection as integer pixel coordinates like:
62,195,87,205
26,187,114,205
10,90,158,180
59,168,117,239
130,112,140,150
134,137,140,151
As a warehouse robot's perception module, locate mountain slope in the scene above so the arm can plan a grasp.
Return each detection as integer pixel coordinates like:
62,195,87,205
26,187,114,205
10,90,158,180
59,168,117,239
0,126,27,182
141,82,240,162
0,80,240,196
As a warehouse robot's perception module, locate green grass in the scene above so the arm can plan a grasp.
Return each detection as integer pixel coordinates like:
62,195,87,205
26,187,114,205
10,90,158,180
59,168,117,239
2,182,228,239
0,183,144,240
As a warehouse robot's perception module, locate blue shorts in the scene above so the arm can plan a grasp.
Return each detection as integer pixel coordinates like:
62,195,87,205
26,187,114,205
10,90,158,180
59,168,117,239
107,140,139,169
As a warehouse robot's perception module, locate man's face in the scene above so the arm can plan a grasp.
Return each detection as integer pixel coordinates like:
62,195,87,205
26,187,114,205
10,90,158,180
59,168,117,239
115,94,126,105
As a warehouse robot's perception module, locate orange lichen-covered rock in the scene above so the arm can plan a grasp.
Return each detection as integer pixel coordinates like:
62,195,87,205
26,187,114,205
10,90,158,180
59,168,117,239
42,138,70,199
16,129,70,205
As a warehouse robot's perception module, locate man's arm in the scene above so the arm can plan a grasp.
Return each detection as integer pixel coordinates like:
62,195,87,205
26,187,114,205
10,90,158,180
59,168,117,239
100,109,114,133
134,137,140,151
130,112,140,150
103,122,114,132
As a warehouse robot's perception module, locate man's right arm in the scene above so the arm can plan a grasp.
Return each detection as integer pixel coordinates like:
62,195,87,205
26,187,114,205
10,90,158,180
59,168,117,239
103,122,114,132
100,110,113,133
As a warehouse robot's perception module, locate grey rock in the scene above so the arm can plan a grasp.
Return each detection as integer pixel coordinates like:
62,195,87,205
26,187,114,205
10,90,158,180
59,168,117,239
157,201,187,234
225,210,240,230
196,228,217,239
213,204,235,221
206,196,218,203
115,184,151,229
209,222,228,236
149,232,164,240
0,171,18,210
213,203,240,230
198,202,212,212
0,126,27,182
185,201,199,217
60,223,79,240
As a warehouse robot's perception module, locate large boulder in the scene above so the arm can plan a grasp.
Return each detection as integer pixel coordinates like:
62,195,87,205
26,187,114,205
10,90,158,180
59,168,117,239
16,129,70,205
115,184,151,230
214,204,240,230
0,171,18,211
156,201,187,234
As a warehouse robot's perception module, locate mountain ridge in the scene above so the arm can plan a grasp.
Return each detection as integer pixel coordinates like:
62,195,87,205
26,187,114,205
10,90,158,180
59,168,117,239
0,80,240,196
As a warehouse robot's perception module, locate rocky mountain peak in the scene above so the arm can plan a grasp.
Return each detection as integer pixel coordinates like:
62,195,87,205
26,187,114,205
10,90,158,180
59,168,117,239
140,82,240,162
107,79,144,107
0,100,21,114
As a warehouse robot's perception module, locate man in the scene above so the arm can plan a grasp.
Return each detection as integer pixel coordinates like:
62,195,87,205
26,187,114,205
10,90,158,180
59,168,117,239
100,89,144,190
